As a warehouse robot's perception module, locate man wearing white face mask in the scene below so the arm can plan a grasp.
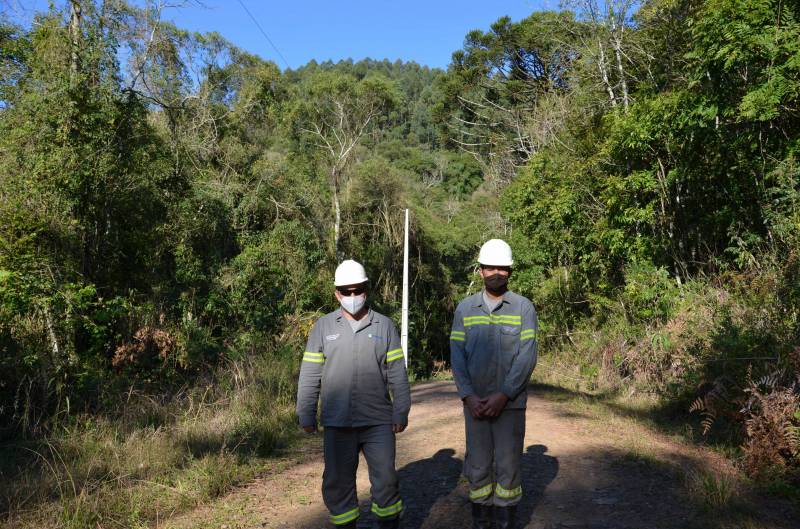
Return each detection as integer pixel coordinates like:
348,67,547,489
296,260,411,529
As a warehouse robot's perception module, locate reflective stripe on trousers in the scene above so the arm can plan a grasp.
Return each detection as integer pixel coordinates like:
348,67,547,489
371,498,403,518
330,506,359,525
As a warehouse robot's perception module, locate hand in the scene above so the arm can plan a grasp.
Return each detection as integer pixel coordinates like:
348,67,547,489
464,394,486,419
302,425,317,434
392,423,407,433
482,392,509,417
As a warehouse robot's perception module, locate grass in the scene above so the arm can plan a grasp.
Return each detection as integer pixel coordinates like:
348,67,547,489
0,353,303,529
685,469,739,511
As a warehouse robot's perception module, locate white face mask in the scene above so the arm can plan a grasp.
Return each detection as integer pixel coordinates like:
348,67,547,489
340,293,366,316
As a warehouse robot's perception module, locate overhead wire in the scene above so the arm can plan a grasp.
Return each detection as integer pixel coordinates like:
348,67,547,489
234,0,291,70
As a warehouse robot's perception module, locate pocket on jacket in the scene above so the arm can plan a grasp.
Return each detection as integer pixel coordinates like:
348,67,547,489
499,325,520,353
500,325,520,335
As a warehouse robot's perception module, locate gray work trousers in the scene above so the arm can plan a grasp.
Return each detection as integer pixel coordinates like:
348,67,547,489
463,408,525,507
322,425,403,526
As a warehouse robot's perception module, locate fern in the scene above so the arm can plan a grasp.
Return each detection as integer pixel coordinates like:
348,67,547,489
690,376,733,435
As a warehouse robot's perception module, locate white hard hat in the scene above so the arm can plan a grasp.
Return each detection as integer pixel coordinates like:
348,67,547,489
478,239,513,267
334,259,369,287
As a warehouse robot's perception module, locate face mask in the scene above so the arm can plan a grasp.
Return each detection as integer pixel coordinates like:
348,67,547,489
484,274,508,292
340,293,367,316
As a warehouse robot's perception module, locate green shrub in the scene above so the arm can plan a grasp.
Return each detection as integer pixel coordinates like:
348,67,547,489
223,220,328,335
620,263,679,325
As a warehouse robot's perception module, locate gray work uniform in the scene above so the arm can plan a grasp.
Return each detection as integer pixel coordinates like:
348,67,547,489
450,290,538,506
297,308,410,525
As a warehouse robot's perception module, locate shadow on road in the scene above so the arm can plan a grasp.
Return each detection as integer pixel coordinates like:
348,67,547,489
387,444,558,529
396,448,462,529
517,444,559,528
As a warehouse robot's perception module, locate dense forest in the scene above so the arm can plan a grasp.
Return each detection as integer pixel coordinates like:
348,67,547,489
1,0,799,526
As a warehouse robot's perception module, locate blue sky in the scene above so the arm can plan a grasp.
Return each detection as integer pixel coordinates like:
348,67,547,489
7,0,553,70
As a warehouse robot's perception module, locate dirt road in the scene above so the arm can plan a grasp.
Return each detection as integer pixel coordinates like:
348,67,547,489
163,381,797,529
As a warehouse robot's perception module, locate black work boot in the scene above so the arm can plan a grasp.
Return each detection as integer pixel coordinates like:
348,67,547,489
338,521,357,529
376,516,400,529
494,505,517,529
471,502,493,529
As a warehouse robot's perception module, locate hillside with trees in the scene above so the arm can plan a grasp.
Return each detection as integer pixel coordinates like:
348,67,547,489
0,1,798,527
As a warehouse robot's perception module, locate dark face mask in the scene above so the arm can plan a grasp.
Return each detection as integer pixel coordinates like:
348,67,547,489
484,273,508,292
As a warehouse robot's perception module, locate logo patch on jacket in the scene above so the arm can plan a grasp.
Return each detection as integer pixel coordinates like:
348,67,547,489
325,334,340,341
367,334,384,341
502,326,518,334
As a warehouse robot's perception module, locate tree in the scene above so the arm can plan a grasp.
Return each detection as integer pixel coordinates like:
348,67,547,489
563,0,638,111
0,3,176,429
433,12,578,185
291,72,399,259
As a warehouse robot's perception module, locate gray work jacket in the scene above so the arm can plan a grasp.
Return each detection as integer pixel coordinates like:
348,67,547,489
296,308,411,428
450,290,538,409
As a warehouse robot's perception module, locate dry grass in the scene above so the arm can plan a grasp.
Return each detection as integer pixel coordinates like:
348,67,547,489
0,354,299,529
685,467,740,511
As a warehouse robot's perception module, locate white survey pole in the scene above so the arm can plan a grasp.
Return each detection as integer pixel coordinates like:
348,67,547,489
401,208,409,367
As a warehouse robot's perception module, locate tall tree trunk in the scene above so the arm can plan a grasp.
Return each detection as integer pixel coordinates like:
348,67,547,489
613,41,629,111
69,0,82,88
656,157,672,240
609,15,629,112
41,303,62,411
597,39,617,108
332,168,342,262
43,304,60,359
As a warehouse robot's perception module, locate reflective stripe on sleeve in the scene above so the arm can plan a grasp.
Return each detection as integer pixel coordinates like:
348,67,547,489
450,330,465,342
371,499,403,518
386,348,404,363
302,351,325,364
520,329,537,341
330,506,360,525
469,483,494,500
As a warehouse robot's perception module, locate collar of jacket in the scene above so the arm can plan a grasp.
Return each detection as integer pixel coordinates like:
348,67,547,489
471,290,511,311
335,307,375,327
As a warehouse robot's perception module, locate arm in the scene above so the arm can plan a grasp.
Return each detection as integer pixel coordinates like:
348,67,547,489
449,305,475,399
386,323,411,430
500,301,539,400
296,321,325,430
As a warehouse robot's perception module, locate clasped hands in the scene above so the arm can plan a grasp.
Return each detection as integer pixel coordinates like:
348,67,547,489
464,392,508,419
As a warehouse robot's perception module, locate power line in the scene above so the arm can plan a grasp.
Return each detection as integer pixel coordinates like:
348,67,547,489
234,0,291,70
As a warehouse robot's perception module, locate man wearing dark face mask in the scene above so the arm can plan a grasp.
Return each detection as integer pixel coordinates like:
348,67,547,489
296,260,411,528
450,240,538,529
